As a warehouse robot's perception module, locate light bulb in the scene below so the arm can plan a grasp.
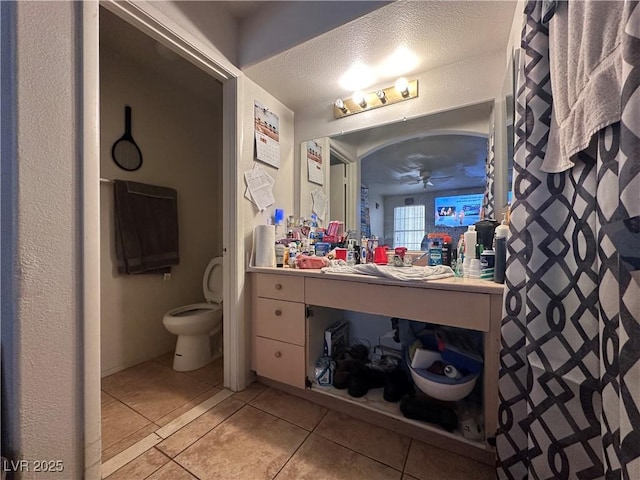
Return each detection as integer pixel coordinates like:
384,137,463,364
376,90,387,104
334,98,348,114
395,77,409,97
352,91,367,108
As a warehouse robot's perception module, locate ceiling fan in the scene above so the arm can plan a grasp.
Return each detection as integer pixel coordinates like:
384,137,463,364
399,170,452,189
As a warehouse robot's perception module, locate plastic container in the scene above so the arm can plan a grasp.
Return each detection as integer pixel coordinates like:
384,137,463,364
406,350,479,402
315,242,331,257
464,225,478,260
442,238,452,266
480,249,495,281
428,241,443,266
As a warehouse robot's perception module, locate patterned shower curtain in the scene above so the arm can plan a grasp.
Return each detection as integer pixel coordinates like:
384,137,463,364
497,1,640,479
483,118,495,220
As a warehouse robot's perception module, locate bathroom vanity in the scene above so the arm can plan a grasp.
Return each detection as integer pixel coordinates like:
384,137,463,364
248,267,504,464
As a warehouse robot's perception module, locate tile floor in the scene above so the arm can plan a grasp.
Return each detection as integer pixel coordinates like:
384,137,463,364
102,353,496,480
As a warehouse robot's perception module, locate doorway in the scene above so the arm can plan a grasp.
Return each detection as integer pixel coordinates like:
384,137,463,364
89,3,240,473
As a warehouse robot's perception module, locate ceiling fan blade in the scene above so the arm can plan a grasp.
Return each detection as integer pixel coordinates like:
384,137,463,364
430,174,454,180
399,175,422,183
426,180,434,186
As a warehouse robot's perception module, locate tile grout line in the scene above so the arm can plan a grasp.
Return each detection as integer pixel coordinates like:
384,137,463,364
101,433,163,478
156,389,234,439
101,388,234,478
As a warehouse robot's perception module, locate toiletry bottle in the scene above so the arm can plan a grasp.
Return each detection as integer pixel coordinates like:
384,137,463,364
441,235,452,266
494,213,509,284
288,243,297,268
428,241,442,266
346,239,356,266
480,248,495,280
464,225,478,259
275,243,286,267
455,234,465,277
360,236,368,264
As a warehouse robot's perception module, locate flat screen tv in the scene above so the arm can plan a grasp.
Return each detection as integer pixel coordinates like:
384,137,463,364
434,193,484,227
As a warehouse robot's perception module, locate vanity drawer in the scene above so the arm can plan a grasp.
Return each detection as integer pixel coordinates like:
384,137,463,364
255,336,305,388
254,298,305,346
255,273,304,302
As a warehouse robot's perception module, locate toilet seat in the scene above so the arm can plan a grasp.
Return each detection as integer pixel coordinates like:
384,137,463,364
165,302,220,317
203,257,223,305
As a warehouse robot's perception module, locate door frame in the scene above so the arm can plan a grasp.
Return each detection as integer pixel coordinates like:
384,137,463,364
83,2,242,476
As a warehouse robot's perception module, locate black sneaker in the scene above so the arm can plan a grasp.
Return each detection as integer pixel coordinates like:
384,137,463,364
383,368,412,402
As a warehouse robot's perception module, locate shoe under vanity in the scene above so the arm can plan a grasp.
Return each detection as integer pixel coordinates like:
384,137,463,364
249,267,504,465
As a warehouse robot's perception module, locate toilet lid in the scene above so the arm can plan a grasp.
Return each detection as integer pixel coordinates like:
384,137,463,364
203,257,223,304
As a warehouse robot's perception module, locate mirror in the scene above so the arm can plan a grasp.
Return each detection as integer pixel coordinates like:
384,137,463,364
502,48,520,206
300,101,501,249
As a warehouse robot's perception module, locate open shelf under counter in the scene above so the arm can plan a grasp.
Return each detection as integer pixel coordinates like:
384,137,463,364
258,375,495,466
310,382,487,450
250,268,502,466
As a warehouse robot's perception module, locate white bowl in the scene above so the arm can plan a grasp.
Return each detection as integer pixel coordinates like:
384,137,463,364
407,350,479,402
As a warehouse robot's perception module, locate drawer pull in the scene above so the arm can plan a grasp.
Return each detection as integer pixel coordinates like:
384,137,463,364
275,283,282,290
274,351,282,358
275,309,282,316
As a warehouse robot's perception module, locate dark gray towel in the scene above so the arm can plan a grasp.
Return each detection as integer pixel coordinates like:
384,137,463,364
113,180,179,274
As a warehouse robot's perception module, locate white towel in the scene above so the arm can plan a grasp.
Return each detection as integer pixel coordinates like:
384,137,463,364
321,263,454,281
542,1,625,173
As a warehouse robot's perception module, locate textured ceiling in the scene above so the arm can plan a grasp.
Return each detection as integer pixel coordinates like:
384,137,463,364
243,1,518,112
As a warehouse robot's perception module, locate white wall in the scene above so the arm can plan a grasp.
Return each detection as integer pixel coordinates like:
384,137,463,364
1,2,83,476
99,43,222,376
236,75,295,383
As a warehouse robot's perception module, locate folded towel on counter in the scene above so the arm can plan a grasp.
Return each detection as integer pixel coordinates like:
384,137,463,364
320,263,454,281
113,180,179,274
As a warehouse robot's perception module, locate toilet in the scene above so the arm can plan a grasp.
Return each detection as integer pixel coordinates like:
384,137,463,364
162,257,223,372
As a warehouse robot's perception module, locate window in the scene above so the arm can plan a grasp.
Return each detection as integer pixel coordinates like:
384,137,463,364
393,205,425,249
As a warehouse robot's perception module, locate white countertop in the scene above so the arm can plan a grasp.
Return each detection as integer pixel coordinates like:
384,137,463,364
248,265,506,295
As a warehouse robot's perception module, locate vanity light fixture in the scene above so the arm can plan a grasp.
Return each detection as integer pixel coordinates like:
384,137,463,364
333,78,419,119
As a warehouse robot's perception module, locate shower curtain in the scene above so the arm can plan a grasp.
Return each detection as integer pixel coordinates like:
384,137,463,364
497,1,640,479
483,119,495,220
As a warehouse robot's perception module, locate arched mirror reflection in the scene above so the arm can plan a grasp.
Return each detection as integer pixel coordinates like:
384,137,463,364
314,101,497,249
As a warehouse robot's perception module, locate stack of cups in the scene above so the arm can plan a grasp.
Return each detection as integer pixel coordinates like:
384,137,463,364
463,225,478,278
467,258,481,279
